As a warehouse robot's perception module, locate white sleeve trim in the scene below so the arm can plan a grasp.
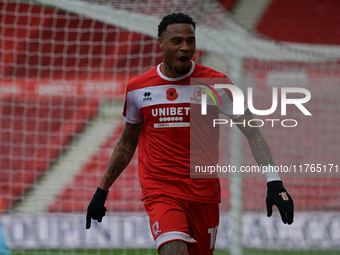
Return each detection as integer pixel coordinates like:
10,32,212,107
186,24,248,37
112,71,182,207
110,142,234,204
231,104,248,120
123,91,143,124
263,165,281,182
217,87,248,119
122,115,143,124
155,231,196,250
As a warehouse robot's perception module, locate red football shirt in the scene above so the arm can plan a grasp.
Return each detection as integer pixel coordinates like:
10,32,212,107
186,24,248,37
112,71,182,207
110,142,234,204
123,61,243,204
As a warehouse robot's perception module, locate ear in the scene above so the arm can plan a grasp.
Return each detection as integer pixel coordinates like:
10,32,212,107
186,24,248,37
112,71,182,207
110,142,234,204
158,37,164,49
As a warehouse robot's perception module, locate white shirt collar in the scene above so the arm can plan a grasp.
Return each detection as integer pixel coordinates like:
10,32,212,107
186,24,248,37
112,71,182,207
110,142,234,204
157,60,195,81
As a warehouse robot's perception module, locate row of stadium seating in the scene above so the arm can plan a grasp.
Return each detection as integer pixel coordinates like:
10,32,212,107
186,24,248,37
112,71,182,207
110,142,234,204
256,0,340,44
0,1,164,80
0,96,99,212
2,0,338,83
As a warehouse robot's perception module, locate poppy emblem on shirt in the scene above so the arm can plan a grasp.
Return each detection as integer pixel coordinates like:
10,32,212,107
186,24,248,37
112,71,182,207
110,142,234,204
166,88,178,101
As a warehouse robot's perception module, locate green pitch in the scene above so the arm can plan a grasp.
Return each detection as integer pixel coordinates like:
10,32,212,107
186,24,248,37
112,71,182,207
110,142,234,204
11,249,340,255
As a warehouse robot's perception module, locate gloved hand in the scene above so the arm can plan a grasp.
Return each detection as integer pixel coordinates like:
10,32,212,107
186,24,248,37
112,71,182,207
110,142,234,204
266,180,294,225
86,187,108,229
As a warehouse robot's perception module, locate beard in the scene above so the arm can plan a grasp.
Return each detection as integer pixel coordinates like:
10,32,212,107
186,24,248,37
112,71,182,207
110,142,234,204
174,65,190,75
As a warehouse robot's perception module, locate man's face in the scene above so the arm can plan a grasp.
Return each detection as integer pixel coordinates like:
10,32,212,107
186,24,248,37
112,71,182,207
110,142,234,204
158,23,196,78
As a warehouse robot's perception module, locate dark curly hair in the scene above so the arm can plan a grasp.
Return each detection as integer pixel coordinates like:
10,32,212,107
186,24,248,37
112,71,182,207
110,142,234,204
158,13,196,38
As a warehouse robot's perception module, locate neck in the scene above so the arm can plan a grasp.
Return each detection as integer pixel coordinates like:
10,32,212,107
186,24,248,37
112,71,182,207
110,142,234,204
161,60,192,78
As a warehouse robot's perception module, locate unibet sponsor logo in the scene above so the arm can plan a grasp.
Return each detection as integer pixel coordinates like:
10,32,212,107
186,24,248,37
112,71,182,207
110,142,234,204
151,107,190,117
152,107,190,128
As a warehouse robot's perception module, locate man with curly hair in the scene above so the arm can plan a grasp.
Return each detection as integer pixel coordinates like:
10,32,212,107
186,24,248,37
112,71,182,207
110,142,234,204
86,13,294,255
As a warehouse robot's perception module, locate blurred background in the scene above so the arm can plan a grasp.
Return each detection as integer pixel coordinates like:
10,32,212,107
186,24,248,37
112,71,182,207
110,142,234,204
0,0,339,254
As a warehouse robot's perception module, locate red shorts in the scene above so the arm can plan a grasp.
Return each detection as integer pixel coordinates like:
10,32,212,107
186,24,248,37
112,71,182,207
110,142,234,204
143,194,219,255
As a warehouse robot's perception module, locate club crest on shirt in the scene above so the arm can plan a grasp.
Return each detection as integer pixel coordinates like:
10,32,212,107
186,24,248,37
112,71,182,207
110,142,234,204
279,192,289,201
152,221,161,237
190,87,202,102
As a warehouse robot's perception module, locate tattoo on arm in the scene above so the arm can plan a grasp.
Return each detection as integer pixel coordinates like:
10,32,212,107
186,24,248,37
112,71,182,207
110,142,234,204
159,241,188,255
236,109,274,166
99,122,143,190
247,127,274,166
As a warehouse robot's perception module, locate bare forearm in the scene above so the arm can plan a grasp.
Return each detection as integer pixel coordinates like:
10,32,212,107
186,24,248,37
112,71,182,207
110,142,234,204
99,141,135,190
235,109,274,167
247,127,274,166
99,122,142,190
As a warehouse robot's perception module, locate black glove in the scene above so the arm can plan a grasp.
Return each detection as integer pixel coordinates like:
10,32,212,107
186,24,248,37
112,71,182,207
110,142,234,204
266,180,294,225
86,187,108,229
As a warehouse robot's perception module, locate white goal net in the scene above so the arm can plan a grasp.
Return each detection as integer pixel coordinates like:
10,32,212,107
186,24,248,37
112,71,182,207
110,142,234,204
0,0,339,255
